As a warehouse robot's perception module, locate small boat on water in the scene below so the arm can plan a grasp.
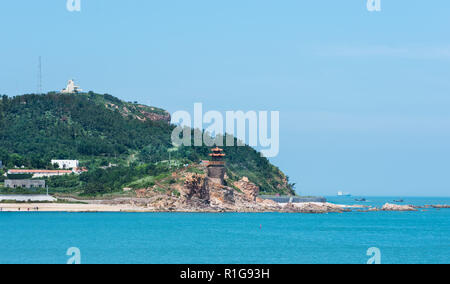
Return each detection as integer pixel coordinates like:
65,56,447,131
355,198,367,202
337,191,351,197
393,199,404,203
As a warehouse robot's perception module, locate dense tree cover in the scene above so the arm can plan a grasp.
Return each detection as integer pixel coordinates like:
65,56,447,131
0,93,294,195
0,93,171,168
48,163,170,196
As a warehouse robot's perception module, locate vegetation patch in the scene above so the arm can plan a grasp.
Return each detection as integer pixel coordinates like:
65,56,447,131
0,93,295,197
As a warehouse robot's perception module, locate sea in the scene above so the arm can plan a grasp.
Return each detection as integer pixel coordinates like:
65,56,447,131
0,197,449,264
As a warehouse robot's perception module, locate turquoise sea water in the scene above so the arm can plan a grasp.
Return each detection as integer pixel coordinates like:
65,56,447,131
0,197,449,264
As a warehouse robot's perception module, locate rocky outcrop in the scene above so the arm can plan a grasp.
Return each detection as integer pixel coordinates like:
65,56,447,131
105,102,171,123
208,180,235,207
183,174,209,201
381,203,417,211
412,205,450,209
139,110,171,123
431,205,450,209
234,177,259,202
108,168,343,213
284,202,344,213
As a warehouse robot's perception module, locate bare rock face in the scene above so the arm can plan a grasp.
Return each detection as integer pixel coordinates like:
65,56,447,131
381,203,417,211
208,181,235,207
183,174,209,201
233,177,259,202
139,110,171,123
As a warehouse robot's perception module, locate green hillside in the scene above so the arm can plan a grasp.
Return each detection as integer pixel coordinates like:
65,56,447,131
0,92,295,196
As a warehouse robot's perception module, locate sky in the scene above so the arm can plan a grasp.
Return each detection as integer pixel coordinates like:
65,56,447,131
0,1,449,196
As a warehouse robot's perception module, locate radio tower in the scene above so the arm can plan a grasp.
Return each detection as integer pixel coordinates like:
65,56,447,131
37,56,42,94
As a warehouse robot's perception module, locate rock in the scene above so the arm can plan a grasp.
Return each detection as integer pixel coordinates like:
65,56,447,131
381,203,417,211
183,174,208,201
138,109,171,123
431,205,450,209
257,197,278,207
121,170,351,213
233,177,259,202
283,202,343,213
209,182,235,207
304,202,342,213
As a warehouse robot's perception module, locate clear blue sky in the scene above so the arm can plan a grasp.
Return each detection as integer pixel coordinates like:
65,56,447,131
1,1,449,196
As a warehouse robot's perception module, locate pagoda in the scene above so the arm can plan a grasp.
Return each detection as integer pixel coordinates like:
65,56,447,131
207,147,226,185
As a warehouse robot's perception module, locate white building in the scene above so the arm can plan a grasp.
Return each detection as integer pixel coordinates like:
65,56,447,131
61,80,83,94
51,160,79,169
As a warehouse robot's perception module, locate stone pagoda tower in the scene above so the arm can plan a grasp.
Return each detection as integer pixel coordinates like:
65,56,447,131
207,147,226,185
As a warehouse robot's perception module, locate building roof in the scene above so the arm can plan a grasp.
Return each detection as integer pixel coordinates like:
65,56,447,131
209,153,226,157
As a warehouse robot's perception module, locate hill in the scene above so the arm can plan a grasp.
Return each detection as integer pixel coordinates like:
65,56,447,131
0,92,295,196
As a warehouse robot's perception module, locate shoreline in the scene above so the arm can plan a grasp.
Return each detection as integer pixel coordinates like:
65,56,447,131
0,202,446,213
0,203,343,213
0,202,361,213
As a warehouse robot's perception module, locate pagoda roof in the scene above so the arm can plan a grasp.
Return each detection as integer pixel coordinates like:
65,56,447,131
209,153,226,157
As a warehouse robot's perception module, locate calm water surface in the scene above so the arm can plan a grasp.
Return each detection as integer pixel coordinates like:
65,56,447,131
0,197,449,264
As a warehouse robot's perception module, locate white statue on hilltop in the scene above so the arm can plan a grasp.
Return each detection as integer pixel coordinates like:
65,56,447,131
61,79,83,94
